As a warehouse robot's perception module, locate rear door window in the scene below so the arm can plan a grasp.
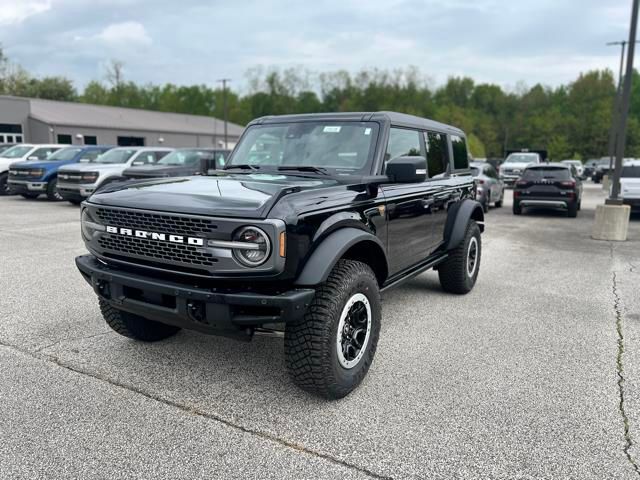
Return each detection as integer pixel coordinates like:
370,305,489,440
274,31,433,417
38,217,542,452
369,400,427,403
425,131,449,178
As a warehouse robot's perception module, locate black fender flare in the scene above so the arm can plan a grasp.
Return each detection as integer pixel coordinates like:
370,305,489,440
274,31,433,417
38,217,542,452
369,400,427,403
294,227,387,286
443,199,484,251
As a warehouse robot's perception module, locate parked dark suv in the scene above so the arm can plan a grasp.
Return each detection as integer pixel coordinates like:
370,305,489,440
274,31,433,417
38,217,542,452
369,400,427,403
122,148,230,179
75,112,484,399
513,163,582,217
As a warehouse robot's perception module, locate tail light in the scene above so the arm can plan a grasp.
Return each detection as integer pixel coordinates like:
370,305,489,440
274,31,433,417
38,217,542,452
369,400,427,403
560,181,576,188
477,179,485,185
516,180,528,187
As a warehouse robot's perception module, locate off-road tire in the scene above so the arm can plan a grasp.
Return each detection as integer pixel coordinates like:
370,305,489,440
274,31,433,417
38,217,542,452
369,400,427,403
20,193,39,199
46,178,63,201
568,202,578,218
285,260,381,399
438,220,481,295
99,299,180,342
0,172,9,196
513,201,522,215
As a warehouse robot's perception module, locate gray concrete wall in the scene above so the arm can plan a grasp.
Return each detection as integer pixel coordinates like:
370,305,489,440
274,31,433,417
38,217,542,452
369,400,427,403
28,118,54,143
0,97,30,142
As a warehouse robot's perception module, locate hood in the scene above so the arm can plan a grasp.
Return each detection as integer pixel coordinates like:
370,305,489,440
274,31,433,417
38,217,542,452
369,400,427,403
59,162,125,173
123,164,196,178
88,174,336,218
9,159,69,170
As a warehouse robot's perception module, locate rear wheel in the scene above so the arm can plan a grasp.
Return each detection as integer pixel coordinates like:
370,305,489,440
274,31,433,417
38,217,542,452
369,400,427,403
285,260,381,399
46,178,63,201
99,299,181,341
568,202,578,218
513,201,522,215
438,220,481,294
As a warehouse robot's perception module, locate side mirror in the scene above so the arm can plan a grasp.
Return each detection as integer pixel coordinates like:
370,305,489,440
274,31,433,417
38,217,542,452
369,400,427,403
386,156,427,183
200,156,215,174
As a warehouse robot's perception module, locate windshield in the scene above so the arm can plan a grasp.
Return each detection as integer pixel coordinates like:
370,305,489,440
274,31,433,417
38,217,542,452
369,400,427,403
92,149,137,164
45,148,83,161
158,149,219,166
621,166,640,178
506,153,540,164
523,167,570,180
1,145,32,158
228,122,379,174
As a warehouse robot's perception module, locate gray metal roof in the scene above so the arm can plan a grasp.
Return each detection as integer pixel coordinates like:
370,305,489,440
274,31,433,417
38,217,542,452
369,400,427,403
251,111,464,135
1,96,244,137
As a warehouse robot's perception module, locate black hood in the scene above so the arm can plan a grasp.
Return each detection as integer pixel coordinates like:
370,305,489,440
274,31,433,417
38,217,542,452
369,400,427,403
88,174,337,218
122,164,197,178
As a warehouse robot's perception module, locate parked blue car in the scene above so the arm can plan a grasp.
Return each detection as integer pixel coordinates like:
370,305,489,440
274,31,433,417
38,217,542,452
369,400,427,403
7,145,113,200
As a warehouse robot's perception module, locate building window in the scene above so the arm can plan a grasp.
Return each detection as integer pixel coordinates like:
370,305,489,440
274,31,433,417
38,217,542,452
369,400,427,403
425,132,449,178
57,134,72,144
84,135,97,145
117,136,145,146
451,135,469,170
0,123,22,134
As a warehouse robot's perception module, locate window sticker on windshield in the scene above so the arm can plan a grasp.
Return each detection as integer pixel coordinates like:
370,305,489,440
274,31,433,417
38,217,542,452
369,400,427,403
364,128,371,135
323,126,341,133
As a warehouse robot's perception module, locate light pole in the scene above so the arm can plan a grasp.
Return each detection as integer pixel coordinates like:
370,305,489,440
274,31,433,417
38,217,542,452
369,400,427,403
605,40,640,169
609,0,639,204
217,78,231,149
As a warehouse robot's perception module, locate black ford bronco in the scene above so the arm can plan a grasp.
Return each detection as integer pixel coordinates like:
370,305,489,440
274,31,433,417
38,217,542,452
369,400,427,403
76,112,484,399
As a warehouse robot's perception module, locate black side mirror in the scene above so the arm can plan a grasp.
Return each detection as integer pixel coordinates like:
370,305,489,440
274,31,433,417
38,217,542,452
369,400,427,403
386,156,427,183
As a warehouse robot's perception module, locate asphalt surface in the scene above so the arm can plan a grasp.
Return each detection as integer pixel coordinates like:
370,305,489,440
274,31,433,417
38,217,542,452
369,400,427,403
0,183,639,479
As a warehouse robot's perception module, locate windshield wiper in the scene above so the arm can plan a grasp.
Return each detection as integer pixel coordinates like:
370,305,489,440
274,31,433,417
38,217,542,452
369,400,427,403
277,166,330,176
224,164,260,171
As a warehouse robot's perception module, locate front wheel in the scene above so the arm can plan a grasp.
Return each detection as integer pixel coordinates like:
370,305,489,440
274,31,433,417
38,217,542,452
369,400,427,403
46,178,63,201
438,220,481,294
285,260,381,399
0,172,9,196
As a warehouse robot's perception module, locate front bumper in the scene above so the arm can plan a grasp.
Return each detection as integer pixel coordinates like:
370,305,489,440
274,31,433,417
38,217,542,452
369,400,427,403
57,182,97,199
76,254,315,337
500,175,520,186
8,179,47,192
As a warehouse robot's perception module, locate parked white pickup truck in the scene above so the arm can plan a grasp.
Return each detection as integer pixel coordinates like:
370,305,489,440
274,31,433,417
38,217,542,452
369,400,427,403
620,160,640,210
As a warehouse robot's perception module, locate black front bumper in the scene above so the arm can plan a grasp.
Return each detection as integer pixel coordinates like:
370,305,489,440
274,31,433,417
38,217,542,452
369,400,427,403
76,255,315,337
58,188,87,202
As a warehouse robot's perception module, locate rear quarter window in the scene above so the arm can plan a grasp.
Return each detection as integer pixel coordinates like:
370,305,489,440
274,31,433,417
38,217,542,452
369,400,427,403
451,135,469,170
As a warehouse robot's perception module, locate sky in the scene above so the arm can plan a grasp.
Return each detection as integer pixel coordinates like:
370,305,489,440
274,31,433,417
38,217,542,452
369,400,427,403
0,0,635,93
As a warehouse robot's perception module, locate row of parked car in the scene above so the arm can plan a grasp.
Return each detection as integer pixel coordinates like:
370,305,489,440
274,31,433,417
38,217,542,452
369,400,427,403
471,150,640,217
0,144,229,203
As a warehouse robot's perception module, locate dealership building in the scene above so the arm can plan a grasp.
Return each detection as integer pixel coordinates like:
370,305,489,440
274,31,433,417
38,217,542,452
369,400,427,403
0,95,244,148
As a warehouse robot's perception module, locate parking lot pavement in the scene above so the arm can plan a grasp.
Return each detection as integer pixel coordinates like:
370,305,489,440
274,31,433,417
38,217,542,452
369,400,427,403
1,183,639,479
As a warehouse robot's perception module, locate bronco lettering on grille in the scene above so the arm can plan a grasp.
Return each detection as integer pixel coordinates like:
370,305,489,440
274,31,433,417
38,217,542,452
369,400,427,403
105,226,204,246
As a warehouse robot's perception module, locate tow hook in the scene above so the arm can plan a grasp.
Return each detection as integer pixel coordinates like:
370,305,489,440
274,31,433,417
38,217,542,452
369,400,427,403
187,300,206,324
95,279,111,299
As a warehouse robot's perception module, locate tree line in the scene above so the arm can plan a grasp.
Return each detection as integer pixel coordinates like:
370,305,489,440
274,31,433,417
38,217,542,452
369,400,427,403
1,47,637,160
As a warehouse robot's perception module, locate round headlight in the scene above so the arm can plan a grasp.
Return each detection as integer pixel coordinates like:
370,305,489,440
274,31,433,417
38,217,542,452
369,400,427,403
81,209,105,241
232,226,271,267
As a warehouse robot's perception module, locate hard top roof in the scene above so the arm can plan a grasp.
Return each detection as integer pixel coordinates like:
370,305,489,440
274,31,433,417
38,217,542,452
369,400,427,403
250,111,465,135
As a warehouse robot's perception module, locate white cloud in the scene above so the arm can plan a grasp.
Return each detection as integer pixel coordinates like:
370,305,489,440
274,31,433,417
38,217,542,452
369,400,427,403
0,0,51,26
94,21,152,47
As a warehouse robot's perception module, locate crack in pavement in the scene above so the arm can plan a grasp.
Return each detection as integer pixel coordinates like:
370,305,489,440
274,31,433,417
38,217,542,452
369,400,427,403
32,331,111,353
0,339,394,480
612,272,640,477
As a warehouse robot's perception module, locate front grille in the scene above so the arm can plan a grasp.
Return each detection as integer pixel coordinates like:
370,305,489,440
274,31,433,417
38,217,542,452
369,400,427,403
58,171,85,184
98,235,217,267
95,208,218,236
9,168,37,180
